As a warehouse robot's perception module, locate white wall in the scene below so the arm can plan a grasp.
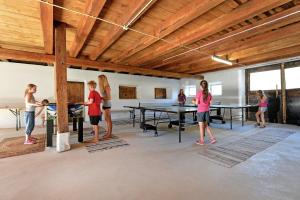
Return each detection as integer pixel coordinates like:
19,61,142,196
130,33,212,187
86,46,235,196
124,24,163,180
0,62,180,128
203,68,246,105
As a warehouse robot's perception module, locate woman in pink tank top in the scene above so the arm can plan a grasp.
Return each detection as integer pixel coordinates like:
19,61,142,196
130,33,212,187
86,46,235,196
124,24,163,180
194,80,216,145
255,90,268,128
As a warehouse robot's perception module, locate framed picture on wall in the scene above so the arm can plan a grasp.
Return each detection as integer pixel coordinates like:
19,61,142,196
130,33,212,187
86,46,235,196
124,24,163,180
155,88,167,99
119,85,137,99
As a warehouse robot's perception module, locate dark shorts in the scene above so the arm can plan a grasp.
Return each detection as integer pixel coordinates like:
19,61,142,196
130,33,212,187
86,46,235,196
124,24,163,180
197,112,210,123
89,116,100,125
102,106,111,110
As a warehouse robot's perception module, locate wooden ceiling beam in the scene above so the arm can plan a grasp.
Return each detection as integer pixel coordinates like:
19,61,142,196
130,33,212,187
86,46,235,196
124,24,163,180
0,48,54,63
89,0,158,61
148,4,300,70
0,48,194,79
66,58,194,79
69,0,106,58
111,0,226,63
40,0,54,54
131,0,291,66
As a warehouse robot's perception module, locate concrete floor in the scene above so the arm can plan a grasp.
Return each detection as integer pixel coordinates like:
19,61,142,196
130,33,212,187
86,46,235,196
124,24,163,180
0,122,300,200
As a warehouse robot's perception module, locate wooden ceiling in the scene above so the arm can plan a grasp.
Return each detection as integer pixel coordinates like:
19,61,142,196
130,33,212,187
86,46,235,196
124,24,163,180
0,0,300,78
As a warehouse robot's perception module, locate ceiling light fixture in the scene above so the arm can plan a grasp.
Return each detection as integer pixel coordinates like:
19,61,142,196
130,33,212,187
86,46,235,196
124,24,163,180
211,55,233,66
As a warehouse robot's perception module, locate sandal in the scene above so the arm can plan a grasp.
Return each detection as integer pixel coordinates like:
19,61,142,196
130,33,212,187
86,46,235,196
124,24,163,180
210,138,217,144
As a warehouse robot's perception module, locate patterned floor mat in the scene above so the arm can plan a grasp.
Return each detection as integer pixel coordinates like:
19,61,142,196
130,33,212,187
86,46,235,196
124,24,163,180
198,128,295,168
85,135,129,153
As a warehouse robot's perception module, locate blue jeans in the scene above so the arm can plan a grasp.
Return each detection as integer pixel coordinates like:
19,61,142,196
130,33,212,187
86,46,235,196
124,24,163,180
25,111,35,136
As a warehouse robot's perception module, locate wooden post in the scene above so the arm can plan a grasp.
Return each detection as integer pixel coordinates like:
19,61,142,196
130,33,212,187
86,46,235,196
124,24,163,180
280,63,287,124
54,23,70,152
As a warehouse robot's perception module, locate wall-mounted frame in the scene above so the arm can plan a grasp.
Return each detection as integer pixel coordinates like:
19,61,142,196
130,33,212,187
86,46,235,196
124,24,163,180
119,85,137,99
155,88,167,99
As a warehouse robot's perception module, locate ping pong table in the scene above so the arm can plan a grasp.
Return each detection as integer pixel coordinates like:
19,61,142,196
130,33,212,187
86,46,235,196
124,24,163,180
124,104,198,143
124,103,258,143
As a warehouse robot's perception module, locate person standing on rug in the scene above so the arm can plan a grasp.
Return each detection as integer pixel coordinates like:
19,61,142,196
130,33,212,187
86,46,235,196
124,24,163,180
194,80,216,145
24,84,43,145
178,89,186,123
85,81,102,143
255,90,268,128
98,75,112,139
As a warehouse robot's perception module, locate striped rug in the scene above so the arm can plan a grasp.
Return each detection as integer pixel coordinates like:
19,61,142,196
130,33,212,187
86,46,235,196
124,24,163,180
85,135,129,153
198,128,295,168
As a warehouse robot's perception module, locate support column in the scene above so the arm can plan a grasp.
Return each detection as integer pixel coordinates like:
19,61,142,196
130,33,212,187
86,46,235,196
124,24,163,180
54,23,70,152
280,63,287,124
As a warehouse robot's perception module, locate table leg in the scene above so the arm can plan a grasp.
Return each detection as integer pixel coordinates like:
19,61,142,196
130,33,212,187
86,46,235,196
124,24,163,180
78,117,84,143
18,109,21,130
46,119,54,147
178,112,182,143
242,108,244,126
230,108,232,129
133,108,136,127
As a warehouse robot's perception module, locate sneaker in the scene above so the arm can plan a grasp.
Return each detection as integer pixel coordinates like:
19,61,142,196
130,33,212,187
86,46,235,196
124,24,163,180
24,140,35,145
196,140,205,145
210,138,217,144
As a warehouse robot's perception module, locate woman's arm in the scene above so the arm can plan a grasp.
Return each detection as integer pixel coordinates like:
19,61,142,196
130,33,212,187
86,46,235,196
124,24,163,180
35,106,45,117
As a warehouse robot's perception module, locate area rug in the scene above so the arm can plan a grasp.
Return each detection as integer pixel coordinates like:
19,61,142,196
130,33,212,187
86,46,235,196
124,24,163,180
85,135,129,153
0,134,46,159
198,128,295,168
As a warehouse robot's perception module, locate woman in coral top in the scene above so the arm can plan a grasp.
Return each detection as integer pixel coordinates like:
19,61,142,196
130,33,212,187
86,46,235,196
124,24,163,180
194,80,216,145
255,90,268,128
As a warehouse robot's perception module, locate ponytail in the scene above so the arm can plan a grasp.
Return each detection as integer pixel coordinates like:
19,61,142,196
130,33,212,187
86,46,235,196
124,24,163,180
200,80,209,102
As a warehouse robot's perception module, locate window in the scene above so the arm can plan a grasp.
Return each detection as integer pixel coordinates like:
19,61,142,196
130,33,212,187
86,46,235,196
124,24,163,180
119,86,137,99
155,88,167,99
185,85,196,97
250,70,281,91
285,67,300,89
209,82,222,96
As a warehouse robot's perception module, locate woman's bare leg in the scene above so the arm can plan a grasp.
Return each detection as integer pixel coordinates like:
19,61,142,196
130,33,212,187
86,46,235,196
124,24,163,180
261,112,265,126
199,122,204,142
205,122,215,140
255,110,261,124
103,109,112,138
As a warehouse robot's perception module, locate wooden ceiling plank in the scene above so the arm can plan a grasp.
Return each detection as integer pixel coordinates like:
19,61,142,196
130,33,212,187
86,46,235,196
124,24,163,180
131,0,291,66
40,0,54,54
192,45,300,74
189,44,300,74
111,0,226,63
69,0,106,58
147,4,300,69
176,21,300,72
89,0,158,61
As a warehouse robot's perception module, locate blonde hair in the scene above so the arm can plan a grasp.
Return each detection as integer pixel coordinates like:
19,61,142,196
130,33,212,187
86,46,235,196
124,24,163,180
88,80,97,88
98,75,110,94
24,84,36,97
